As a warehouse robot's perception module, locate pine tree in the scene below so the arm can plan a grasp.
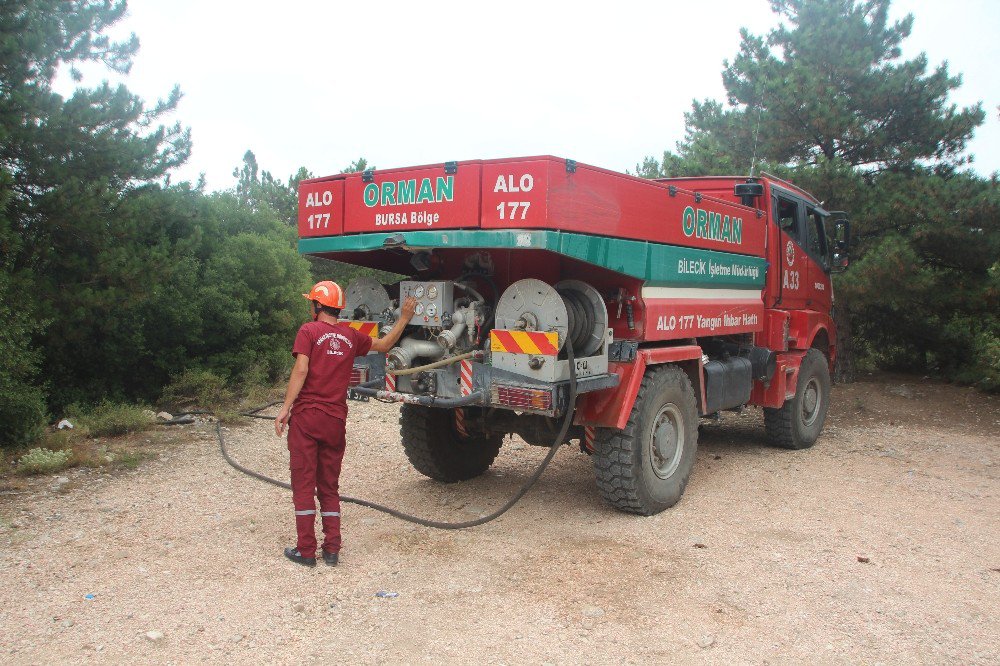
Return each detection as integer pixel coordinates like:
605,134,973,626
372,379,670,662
646,0,984,176
0,1,191,416
638,0,998,389
233,150,314,225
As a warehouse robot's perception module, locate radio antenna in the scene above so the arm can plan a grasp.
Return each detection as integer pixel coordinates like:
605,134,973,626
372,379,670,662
749,99,764,178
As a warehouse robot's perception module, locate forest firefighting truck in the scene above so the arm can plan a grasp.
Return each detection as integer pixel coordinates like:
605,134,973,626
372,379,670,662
296,156,850,515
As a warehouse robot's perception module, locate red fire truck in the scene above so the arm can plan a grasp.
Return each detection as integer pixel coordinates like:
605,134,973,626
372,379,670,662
297,156,850,515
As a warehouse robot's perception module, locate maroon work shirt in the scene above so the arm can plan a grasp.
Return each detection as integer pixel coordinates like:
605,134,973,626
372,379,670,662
291,320,373,421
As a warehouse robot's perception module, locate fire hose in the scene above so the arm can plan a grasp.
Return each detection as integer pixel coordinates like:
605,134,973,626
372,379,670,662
390,350,477,376
211,344,578,530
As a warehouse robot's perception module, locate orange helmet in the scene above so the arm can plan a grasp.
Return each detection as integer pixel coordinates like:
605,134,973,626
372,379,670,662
303,281,345,309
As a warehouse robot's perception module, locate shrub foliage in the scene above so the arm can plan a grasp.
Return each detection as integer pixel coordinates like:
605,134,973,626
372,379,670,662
17,448,72,475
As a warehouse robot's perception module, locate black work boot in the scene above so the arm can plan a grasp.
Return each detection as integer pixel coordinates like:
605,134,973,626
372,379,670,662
322,550,339,567
284,547,316,567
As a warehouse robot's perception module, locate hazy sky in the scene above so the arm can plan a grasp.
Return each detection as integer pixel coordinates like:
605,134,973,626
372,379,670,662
64,0,1000,190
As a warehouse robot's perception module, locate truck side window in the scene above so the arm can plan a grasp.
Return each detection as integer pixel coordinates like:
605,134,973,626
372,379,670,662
774,195,804,245
807,207,830,270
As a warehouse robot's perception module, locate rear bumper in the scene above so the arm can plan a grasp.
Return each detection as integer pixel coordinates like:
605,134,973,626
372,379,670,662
347,355,618,417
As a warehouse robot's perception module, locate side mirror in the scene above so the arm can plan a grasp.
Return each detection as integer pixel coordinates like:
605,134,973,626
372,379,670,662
832,250,850,272
831,215,851,273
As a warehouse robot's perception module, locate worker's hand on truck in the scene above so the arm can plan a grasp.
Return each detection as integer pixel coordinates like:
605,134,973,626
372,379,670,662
400,296,417,320
370,296,419,354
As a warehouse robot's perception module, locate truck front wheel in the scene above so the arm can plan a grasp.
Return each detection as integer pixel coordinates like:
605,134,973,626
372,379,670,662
593,365,699,515
399,405,503,482
764,348,831,449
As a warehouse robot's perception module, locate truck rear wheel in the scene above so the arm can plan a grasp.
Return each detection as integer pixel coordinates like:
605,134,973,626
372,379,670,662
399,405,503,482
764,348,831,449
593,365,699,515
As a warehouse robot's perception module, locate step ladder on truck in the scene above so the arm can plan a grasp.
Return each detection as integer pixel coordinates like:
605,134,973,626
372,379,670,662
296,156,850,515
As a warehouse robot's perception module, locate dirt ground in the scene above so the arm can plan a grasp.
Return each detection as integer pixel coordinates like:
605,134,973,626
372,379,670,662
1,376,998,665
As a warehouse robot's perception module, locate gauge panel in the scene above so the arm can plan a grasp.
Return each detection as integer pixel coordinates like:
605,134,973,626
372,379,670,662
399,280,455,327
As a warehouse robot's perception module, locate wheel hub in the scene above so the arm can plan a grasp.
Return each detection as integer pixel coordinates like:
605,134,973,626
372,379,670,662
649,404,684,479
801,378,821,427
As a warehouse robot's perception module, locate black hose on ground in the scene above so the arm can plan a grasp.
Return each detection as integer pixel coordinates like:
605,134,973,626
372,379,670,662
214,345,578,530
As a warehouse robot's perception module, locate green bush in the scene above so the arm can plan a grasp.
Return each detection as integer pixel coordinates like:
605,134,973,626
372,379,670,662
0,386,46,449
0,267,47,449
957,329,1000,392
161,369,233,410
239,365,280,408
68,401,154,438
16,447,71,475
36,428,79,451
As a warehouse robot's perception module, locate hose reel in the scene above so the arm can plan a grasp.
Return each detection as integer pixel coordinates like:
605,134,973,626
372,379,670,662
343,277,392,320
494,278,608,357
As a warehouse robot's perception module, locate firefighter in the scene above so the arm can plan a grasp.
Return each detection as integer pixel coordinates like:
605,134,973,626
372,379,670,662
275,280,417,566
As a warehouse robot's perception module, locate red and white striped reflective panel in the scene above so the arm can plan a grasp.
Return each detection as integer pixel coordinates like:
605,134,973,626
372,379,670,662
460,359,473,397
385,373,396,392
583,426,596,454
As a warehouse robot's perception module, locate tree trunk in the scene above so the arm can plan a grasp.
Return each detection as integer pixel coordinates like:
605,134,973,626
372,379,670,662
833,295,854,383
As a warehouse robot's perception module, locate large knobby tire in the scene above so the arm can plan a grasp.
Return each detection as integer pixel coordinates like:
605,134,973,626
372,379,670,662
764,348,831,450
399,405,503,482
593,365,699,515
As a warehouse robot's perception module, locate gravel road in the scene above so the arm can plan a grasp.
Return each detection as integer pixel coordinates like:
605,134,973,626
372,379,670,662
1,378,998,664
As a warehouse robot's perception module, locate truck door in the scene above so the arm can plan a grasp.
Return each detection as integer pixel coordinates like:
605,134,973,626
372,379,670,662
773,193,809,310
804,205,833,313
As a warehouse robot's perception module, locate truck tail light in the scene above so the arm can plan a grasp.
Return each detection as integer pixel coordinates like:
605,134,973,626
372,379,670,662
492,385,553,412
349,366,368,387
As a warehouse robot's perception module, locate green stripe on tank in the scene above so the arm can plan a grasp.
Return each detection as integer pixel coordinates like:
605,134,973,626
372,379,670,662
298,230,766,289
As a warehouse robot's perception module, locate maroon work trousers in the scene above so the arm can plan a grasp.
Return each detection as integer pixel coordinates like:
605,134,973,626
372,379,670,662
287,407,346,558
